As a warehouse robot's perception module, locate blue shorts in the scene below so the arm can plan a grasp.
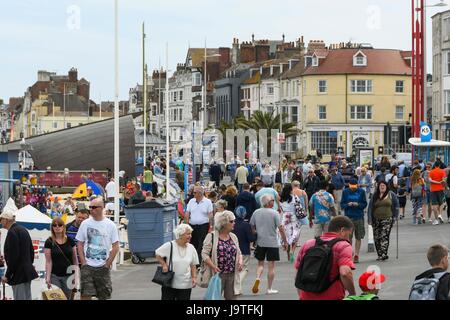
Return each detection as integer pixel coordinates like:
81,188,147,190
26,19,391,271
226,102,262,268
423,190,431,205
298,217,309,226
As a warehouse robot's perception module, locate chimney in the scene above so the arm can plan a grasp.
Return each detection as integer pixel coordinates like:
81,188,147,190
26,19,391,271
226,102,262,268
68,68,78,82
282,34,285,43
232,38,240,65
255,43,270,63
252,33,255,43
240,41,256,63
219,47,231,72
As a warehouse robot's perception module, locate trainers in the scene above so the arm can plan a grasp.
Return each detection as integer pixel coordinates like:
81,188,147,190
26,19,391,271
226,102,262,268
438,215,444,224
432,220,440,225
353,255,359,263
252,279,260,294
266,289,279,295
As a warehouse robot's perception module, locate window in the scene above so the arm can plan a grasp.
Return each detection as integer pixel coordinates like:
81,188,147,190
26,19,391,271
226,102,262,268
179,90,183,101
395,106,404,120
350,80,372,93
318,105,327,120
267,85,274,95
290,135,298,151
174,109,178,121
305,56,312,67
396,80,404,93
31,113,36,122
267,106,274,114
192,73,201,86
447,52,450,75
292,106,298,123
444,18,450,42
311,131,338,155
312,56,318,66
173,91,177,102
350,105,372,120
179,109,183,121
446,90,450,115
353,52,367,66
318,80,327,93
151,123,156,133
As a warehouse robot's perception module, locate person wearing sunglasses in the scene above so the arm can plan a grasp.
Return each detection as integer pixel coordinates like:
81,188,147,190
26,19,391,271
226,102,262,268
44,217,78,299
76,197,119,300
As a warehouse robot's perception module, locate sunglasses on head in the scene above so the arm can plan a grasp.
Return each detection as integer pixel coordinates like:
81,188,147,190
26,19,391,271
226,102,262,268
89,206,102,210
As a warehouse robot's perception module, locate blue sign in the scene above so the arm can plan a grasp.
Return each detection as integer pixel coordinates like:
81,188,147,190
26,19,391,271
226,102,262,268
420,121,432,142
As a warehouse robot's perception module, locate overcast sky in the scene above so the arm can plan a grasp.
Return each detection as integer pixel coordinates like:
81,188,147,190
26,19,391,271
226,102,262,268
0,0,446,102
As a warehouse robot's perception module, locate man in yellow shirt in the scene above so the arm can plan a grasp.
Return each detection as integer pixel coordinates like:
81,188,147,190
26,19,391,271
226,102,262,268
236,163,249,194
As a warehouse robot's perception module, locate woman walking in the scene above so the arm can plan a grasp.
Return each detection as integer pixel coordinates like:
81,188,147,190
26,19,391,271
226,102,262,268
368,181,399,261
44,217,78,299
261,164,275,187
201,211,243,300
410,169,425,225
155,224,199,300
280,184,308,263
222,186,238,213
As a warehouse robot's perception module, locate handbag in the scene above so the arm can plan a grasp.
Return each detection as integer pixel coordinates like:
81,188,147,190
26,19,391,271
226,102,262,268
293,195,307,220
152,242,174,287
196,233,214,288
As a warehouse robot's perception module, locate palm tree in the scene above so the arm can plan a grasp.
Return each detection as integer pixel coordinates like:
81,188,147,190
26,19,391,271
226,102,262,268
235,110,298,158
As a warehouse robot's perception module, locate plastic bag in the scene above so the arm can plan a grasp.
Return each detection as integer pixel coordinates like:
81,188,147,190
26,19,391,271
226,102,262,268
204,273,222,300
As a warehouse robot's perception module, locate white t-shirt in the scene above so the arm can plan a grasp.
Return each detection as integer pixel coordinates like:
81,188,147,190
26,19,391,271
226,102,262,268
76,217,119,267
186,198,213,225
105,181,116,198
155,241,199,289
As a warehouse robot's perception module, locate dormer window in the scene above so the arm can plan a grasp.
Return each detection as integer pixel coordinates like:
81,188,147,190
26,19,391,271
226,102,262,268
353,51,367,66
312,56,319,67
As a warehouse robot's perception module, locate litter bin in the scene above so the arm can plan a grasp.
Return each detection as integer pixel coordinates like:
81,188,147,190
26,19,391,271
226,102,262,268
124,198,177,264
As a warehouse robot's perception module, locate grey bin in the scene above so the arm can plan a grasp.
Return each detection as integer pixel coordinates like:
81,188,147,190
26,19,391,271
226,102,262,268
124,199,177,264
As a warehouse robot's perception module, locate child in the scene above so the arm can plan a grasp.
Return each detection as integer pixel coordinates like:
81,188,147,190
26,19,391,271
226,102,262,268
397,179,408,219
344,271,386,300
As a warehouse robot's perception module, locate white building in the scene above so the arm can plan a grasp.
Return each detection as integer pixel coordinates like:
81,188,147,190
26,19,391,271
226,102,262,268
432,9,450,140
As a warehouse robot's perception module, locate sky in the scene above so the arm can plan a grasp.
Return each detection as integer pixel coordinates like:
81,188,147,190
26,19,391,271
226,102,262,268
0,0,446,102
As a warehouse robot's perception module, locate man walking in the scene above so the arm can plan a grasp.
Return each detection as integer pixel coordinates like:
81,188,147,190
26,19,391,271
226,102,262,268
184,186,214,263
304,169,321,200
76,197,119,300
254,181,281,212
236,183,259,221
340,178,367,263
309,181,336,237
330,166,345,215
250,194,288,295
0,199,39,300
235,163,249,193
429,163,446,225
209,161,222,189
295,216,356,300
340,161,355,188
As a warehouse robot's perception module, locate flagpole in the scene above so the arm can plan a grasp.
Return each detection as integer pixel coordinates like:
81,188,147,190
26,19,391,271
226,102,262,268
166,43,170,200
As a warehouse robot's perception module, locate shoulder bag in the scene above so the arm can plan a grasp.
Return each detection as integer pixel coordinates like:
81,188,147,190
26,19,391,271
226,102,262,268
152,242,175,287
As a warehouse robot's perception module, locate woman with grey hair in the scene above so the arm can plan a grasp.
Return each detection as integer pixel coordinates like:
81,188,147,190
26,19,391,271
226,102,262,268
201,210,243,300
155,223,199,300
215,199,228,214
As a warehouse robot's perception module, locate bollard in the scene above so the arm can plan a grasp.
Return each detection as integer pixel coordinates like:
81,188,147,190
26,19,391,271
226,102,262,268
367,224,375,253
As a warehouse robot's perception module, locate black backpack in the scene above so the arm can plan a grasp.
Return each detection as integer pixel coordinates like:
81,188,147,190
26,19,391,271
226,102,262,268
387,176,397,193
295,237,349,293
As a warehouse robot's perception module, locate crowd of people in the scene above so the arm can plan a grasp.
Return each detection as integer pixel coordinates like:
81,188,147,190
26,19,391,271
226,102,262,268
154,154,450,300
2,152,450,301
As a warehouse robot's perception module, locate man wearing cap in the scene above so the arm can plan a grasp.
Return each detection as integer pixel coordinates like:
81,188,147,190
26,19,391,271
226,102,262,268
340,178,367,264
0,199,39,300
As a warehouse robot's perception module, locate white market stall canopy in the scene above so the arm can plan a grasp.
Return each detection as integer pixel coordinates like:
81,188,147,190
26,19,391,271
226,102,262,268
15,205,52,230
408,138,450,147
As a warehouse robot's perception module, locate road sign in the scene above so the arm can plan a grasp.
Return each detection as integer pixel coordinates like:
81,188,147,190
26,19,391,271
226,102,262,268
277,133,285,143
420,121,431,142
